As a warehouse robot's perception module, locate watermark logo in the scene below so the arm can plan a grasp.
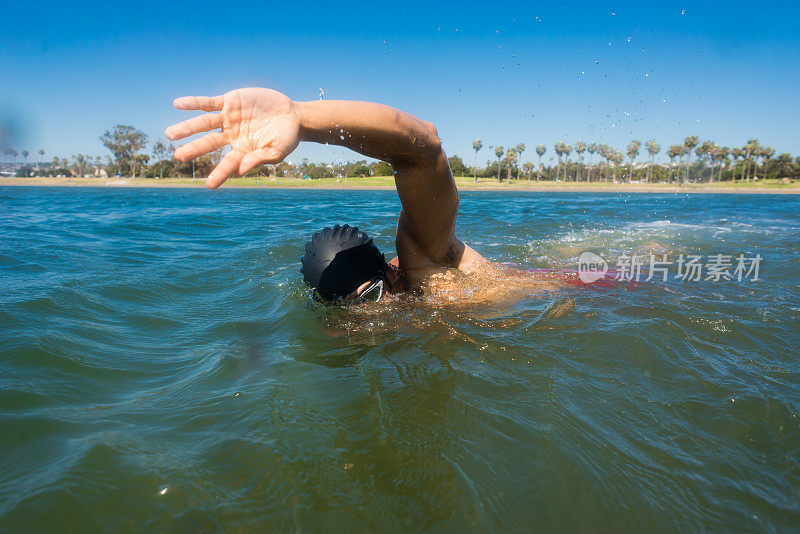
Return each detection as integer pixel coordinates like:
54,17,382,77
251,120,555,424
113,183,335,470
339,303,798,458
578,251,609,283
577,252,762,283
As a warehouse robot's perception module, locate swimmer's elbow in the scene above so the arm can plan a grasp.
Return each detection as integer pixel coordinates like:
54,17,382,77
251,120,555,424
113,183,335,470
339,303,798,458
410,120,444,165
421,120,442,151
386,110,444,167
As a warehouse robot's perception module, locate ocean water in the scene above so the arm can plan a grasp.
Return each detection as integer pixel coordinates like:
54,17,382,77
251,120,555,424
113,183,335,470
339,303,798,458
1,186,798,532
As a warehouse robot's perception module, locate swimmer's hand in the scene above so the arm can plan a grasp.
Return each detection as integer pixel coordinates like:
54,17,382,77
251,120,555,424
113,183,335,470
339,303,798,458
165,88,300,189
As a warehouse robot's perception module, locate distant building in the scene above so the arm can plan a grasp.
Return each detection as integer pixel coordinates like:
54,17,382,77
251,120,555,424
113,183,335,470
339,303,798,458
0,162,22,177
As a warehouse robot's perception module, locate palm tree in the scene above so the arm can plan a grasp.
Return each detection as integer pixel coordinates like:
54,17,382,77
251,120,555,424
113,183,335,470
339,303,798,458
742,146,752,181
731,148,743,182
608,151,623,181
708,146,719,182
626,140,641,183
679,147,690,183
668,145,683,183
505,148,517,182
554,142,566,181
575,141,586,181
605,145,615,182
694,141,714,182
646,140,660,182
472,139,483,182
587,143,598,181
38,149,45,171
709,145,722,182
707,142,719,181
760,146,774,180
22,150,29,164
667,146,677,183
615,151,625,181
683,135,699,183
745,139,759,182
535,145,546,181
72,154,88,177
717,147,730,181
597,144,609,181
523,162,534,180
563,144,573,180
515,143,525,180
493,145,504,182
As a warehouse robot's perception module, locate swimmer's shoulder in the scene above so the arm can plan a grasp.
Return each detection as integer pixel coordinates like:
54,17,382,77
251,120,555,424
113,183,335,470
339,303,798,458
457,244,489,274
390,243,490,278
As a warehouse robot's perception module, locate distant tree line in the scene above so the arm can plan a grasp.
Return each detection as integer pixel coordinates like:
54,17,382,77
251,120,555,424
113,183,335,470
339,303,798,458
466,136,798,184
4,126,800,184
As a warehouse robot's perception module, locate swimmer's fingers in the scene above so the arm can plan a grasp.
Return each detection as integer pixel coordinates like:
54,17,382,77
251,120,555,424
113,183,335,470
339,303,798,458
238,149,284,176
207,150,244,189
174,132,228,161
173,95,224,112
165,113,223,141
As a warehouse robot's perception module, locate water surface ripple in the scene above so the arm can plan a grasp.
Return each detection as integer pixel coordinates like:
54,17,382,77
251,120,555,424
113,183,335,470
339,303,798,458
1,187,798,531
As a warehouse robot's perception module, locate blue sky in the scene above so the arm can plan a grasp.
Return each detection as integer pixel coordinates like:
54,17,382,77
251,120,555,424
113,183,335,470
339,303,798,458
2,0,799,167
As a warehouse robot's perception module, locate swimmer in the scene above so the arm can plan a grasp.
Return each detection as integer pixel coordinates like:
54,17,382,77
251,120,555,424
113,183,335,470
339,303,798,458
166,87,573,303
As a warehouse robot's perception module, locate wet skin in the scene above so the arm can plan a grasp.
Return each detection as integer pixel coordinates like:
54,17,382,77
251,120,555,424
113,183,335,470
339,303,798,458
166,88,487,290
166,88,568,302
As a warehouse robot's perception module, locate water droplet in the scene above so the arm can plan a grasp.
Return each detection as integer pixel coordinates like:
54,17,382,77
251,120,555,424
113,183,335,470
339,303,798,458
159,488,168,495
594,58,600,64
339,135,345,140
681,8,686,15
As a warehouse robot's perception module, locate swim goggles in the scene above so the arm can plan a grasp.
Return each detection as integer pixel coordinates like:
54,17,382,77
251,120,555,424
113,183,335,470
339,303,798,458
355,275,386,303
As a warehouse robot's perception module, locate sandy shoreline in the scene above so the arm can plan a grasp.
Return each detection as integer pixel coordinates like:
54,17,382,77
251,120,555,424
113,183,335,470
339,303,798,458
3,176,799,194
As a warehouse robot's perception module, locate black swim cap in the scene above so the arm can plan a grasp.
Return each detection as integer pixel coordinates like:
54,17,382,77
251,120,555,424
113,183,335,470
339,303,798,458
300,224,389,301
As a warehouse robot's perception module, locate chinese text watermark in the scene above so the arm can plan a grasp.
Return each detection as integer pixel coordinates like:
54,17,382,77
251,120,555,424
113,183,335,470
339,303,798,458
578,251,762,284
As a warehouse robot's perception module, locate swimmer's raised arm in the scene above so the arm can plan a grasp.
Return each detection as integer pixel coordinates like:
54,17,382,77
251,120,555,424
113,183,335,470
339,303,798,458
166,87,473,272
295,98,461,271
